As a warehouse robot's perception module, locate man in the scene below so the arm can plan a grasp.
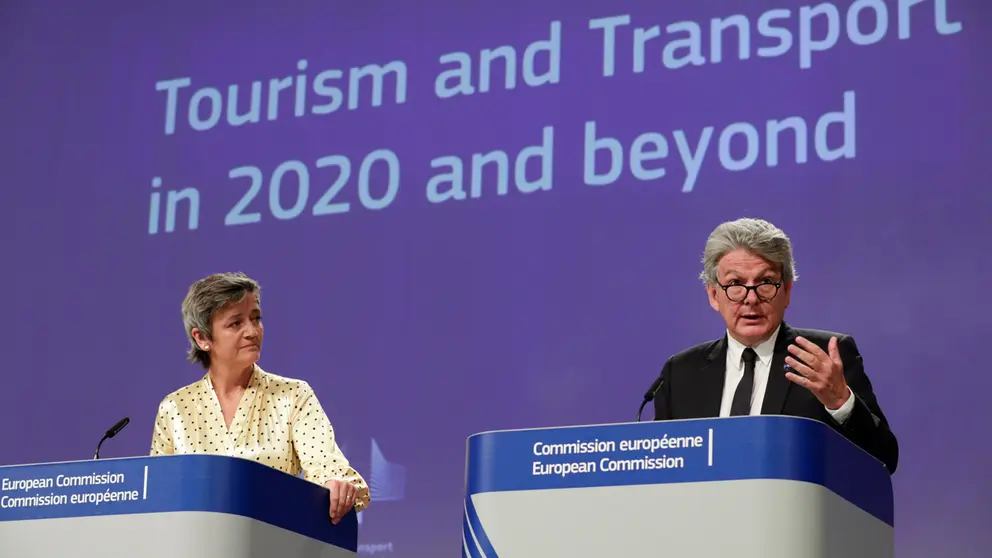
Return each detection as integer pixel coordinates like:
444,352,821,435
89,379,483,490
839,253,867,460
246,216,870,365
652,218,898,474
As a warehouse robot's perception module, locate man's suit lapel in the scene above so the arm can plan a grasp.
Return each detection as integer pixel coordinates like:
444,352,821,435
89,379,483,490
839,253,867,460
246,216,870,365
696,337,728,417
761,323,796,415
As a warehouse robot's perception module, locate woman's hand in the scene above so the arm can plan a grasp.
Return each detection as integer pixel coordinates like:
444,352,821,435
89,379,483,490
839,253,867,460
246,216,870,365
325,479,358,525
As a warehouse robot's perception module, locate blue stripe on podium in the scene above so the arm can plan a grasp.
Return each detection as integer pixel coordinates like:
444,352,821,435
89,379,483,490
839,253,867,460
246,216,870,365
0,454,357,551
465,416,894,526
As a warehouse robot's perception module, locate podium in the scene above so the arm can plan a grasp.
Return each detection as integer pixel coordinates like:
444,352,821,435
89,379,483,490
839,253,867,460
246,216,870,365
0,454,357,557
462,416,893,558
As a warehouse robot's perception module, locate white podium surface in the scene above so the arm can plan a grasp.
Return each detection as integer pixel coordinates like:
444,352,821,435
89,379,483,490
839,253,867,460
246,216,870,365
0,454,357,558
462,416,894,558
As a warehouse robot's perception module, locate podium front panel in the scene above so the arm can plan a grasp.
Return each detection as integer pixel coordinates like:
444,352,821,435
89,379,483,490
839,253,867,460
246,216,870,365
0,454,357,558
462,416,894,558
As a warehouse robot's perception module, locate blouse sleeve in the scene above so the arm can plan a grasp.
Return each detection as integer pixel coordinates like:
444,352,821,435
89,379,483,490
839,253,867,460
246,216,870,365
290,382,371,511
150,399,176,456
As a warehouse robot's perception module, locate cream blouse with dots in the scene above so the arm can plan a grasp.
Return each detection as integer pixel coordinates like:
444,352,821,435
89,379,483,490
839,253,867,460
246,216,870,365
149,365,370,511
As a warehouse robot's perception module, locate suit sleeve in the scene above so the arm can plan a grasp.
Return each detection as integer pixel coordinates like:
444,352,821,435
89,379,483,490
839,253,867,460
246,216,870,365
834,335,899,474
652,358,674,421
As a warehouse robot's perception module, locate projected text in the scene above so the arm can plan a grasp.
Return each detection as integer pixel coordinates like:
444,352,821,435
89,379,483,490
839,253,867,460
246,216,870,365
146,0,962,234
156,60,408,135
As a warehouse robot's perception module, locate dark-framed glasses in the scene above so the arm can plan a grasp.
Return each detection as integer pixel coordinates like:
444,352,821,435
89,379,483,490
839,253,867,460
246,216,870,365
719,281,781,303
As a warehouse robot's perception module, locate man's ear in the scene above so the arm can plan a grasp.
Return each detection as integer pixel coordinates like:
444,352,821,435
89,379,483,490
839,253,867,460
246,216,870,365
707,285,720,312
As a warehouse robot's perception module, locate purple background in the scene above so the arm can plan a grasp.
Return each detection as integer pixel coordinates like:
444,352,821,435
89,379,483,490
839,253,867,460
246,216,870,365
2,1,989,556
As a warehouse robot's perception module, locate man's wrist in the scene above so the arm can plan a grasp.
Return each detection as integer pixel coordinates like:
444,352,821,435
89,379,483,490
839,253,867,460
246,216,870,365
824,387,856,424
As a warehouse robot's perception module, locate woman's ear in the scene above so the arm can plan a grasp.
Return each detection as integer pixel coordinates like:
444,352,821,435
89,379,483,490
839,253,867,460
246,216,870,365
191,328,210,350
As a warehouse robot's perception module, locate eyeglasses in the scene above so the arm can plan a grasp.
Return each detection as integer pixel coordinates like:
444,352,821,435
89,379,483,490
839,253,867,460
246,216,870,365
719,281,781,303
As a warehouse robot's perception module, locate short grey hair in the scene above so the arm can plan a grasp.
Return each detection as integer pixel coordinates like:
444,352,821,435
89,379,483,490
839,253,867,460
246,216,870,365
181,272,261,368
699,218,797,285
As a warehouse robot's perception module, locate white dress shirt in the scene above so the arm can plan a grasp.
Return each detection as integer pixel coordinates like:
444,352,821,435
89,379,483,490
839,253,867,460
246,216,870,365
718,325,855,423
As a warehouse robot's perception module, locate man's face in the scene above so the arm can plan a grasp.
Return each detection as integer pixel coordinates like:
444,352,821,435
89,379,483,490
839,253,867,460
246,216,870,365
706,248,791,346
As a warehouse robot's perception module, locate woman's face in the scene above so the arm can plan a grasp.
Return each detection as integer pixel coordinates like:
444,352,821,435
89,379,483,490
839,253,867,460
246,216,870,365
196,294,263,371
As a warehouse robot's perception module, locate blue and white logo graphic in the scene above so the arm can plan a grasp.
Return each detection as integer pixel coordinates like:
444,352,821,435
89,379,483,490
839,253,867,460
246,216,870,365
370,438,406,503
342,438,406,531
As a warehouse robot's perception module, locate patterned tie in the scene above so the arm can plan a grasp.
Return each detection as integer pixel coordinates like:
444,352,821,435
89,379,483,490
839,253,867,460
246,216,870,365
730,348,758,416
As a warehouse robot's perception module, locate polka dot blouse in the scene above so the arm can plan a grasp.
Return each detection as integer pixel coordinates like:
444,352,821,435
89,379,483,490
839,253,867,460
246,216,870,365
149,365,370,511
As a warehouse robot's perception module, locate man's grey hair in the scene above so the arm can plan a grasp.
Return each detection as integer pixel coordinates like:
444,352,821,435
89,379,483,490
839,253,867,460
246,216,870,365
181,272,261,369
699,218,798,285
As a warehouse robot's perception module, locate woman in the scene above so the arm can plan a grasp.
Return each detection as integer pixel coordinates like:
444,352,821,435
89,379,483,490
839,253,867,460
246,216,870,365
150,272,370,524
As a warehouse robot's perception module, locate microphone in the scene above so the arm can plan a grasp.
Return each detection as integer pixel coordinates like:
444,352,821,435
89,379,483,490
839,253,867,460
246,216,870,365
93,417,130,460
636,376,666,422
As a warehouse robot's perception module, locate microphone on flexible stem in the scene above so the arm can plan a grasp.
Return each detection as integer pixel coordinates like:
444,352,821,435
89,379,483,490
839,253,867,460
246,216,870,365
93,417,130,460
636,376,666,422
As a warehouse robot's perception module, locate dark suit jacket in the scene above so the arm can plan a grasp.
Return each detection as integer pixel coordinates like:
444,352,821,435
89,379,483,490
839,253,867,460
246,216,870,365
652,323,898,474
